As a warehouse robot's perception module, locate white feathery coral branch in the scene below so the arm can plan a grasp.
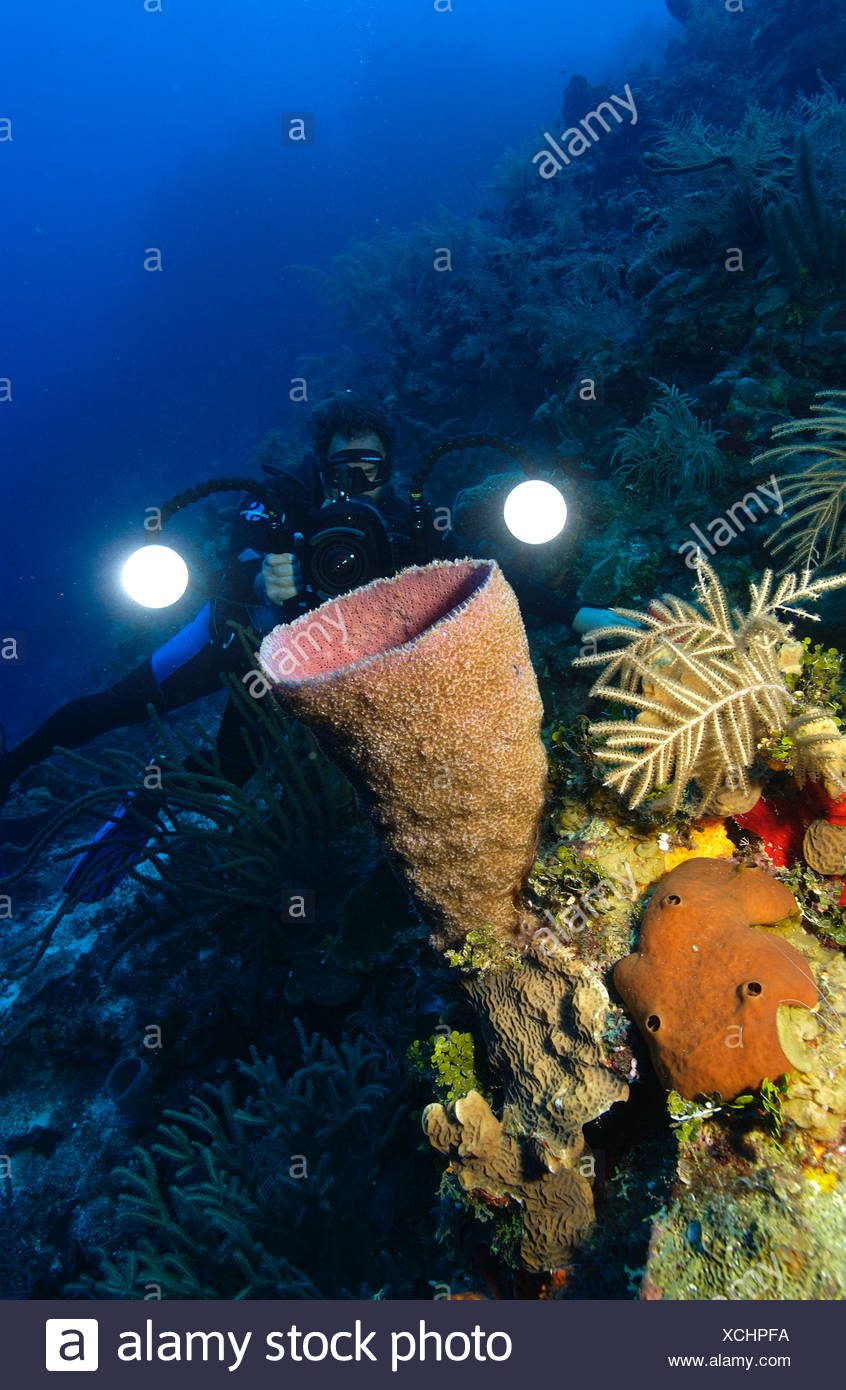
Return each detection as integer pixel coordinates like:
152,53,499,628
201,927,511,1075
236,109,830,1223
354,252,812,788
572,558,846,813
756,391,846,573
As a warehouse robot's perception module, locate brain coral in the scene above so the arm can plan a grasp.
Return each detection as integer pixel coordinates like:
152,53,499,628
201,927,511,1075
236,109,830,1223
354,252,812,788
464,941,629,1162
258,559,547,948
613,858,817,1099
802,817,846,876
423,1089,594,1272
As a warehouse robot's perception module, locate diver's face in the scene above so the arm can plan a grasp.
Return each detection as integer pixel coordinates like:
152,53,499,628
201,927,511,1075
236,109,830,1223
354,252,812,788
322,430,387,502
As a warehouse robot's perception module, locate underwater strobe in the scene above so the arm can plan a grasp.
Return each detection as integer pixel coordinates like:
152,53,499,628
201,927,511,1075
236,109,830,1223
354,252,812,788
121,544,190,609
410,434,568,555
503,478,568,544
120,477,279,610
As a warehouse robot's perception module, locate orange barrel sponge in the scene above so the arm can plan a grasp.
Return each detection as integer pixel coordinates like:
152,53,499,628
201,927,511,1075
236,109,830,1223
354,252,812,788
613,858,817,1100
258,558,548,949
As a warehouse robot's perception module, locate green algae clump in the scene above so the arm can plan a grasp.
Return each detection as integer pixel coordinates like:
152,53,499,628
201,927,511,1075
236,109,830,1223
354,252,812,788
407,1031,479,1104
444,925,524,975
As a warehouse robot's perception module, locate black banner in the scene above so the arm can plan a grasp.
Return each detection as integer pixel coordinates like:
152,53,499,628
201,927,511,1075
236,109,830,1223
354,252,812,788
2,1299,837,1386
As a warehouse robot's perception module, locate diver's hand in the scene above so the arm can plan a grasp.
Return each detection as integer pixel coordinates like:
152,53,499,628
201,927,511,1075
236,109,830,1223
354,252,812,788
261,552,304,605
572,606,640,635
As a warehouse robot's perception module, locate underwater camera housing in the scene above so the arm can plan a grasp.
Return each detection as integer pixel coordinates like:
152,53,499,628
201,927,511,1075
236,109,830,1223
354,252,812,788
148,474,395,608
302,497,393,598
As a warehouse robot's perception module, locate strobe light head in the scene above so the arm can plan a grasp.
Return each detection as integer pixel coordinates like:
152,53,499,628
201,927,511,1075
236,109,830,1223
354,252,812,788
121,544,189,608
503,478,568,544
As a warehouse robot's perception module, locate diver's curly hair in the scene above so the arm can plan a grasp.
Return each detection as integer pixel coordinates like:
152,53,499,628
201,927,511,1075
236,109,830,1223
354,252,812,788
307,391,396,470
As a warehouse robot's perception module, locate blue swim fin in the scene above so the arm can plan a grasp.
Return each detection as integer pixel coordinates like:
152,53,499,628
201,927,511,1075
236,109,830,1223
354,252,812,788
63,787,164,903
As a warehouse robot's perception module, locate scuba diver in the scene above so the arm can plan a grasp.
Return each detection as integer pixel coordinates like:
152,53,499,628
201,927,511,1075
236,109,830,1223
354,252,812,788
0,391,625,899
0,393,414,894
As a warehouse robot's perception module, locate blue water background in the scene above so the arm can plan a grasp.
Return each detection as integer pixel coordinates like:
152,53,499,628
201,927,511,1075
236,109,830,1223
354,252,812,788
0,0,675,741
